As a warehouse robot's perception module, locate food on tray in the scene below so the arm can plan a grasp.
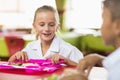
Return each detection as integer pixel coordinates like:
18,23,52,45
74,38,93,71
9,62,22,66
22,63,39,67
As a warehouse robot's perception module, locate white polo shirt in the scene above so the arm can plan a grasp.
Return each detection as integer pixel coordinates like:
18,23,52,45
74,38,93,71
22,36,83,63
103,47,120,80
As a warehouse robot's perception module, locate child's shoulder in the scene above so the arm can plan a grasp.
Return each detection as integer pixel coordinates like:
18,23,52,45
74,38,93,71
58,37,76,49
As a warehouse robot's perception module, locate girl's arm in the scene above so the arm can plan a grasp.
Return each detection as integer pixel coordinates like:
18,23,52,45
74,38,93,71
64,58,77,66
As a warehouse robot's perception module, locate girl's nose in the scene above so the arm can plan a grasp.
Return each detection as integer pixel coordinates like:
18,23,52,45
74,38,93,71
44,25,49,31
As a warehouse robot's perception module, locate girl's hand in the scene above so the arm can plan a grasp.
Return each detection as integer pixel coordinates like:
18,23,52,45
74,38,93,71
46,54,77,66
46,54,65,64
8,51,28,62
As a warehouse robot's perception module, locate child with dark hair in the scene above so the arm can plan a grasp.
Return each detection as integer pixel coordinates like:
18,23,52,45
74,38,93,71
77,0,120,80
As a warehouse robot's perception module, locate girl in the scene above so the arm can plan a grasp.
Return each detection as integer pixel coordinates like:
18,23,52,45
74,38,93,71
8,5,83,66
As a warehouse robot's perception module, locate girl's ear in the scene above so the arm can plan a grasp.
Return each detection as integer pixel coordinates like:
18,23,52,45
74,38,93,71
56,24,60,32
32,23,37,32
32,23,35,28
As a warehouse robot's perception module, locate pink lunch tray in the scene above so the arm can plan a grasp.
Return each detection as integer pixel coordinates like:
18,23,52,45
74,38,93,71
0,59,64,73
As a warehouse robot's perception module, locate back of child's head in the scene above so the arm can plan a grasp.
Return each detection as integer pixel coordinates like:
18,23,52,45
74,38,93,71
103,0,120,21
33,5,60,24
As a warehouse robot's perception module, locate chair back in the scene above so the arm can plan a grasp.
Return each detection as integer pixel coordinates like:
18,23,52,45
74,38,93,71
5,36,24,56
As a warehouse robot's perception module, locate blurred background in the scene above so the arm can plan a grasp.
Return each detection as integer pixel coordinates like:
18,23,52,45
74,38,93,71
0,0,115,61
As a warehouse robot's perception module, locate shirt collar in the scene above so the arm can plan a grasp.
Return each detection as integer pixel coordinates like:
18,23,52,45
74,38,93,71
31,35,60,53
31,39,41,50
48,35,60,53
103,47,120,70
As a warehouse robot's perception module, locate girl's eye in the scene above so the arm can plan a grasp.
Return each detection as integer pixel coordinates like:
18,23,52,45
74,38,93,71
39,23,45,27
49,22,56,27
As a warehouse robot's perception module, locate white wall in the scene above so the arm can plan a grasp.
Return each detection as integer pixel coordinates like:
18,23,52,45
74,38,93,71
65,0,103,29
0,0,56,29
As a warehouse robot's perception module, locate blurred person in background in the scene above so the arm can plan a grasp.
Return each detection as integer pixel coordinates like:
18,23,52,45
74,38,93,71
77,0,120,80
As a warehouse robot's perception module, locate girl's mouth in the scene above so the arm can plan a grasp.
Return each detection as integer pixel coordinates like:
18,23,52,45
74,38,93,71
42,33,51,36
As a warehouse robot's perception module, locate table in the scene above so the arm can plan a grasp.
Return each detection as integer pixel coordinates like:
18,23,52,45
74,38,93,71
0,66,107,80
0,67,63,80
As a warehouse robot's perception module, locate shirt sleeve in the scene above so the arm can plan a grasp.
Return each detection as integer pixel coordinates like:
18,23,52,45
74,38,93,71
69,47,83,63
107,62,120,80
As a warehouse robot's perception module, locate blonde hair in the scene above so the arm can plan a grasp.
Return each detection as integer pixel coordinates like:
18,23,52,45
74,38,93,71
33,5,60,24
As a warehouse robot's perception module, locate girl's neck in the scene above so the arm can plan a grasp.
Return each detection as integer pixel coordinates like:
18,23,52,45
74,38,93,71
41,39,53,56
41,36,55,48
41,40,52,48
41,41,52,47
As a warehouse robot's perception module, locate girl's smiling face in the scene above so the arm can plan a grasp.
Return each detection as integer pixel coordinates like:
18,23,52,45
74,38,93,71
33,11,59,42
